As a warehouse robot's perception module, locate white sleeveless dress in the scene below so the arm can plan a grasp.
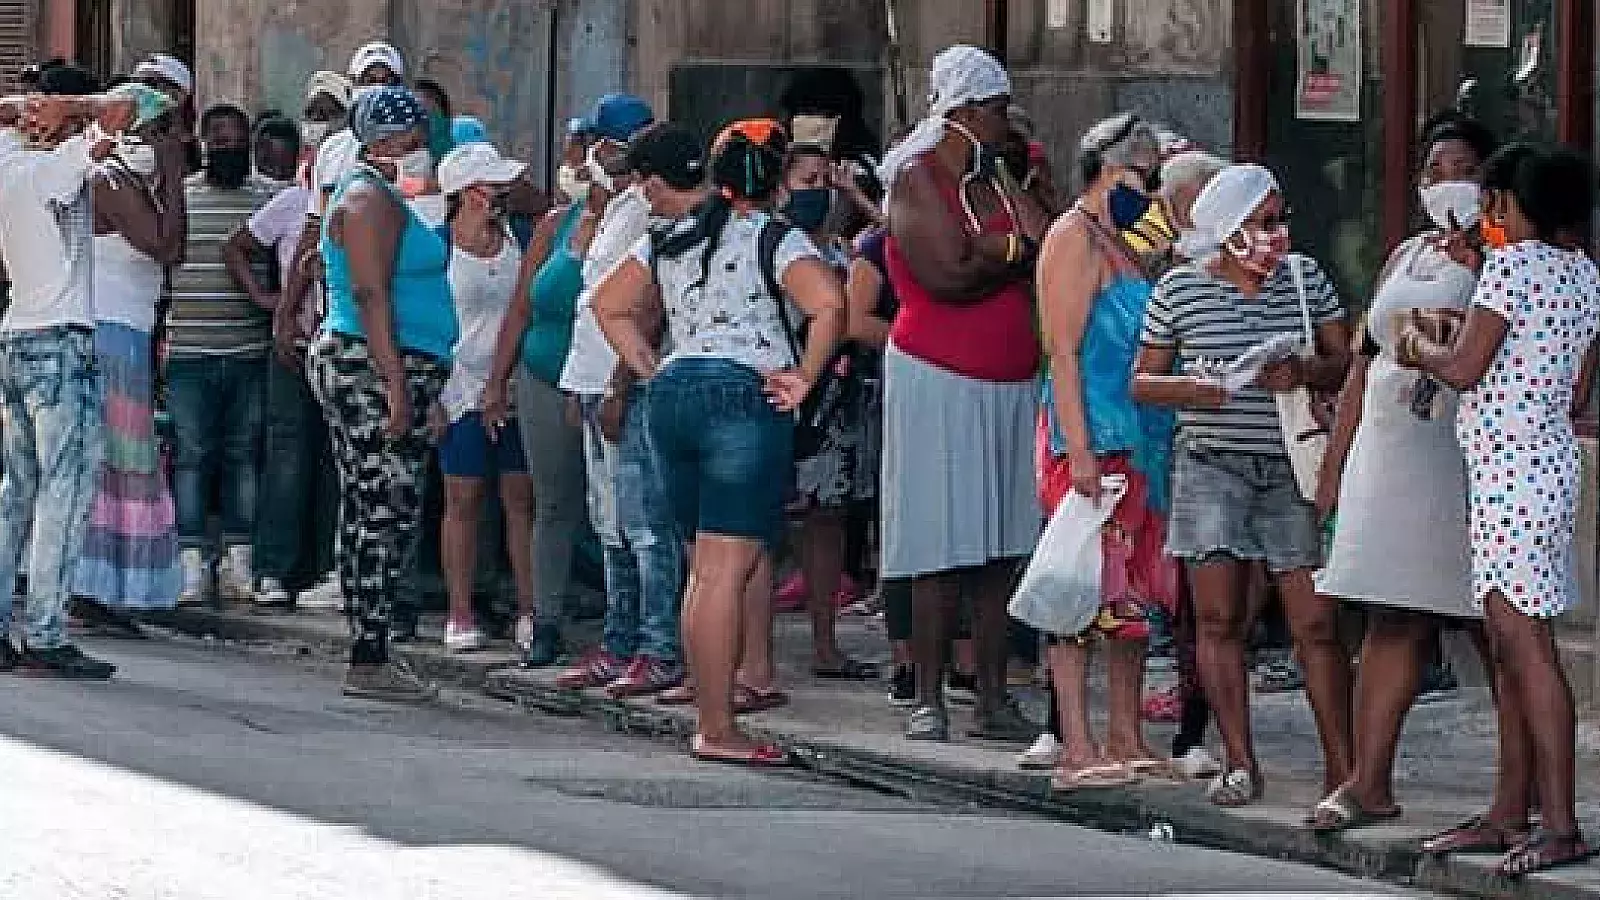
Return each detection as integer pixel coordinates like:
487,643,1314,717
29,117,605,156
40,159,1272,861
1316,237,1479,616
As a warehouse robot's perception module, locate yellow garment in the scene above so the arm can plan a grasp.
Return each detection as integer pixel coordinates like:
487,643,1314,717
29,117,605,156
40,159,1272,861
1121,200,1177,254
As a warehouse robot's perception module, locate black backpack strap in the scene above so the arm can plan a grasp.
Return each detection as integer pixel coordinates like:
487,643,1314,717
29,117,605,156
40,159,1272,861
758,218,805,369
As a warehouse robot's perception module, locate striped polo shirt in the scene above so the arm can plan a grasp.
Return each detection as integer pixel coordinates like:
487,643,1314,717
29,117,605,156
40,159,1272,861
165,176,274,357
1141,253,1346,456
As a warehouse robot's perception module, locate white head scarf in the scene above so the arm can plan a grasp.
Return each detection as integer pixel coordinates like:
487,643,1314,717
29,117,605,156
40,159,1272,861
1179,163,1278,262
880,45,1012,196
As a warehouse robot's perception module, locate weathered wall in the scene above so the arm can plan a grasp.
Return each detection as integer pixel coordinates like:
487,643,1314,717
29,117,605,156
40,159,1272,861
109,0,179,73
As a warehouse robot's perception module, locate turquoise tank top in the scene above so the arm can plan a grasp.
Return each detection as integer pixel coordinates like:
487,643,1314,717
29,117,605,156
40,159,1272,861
1041,272,1176,511
321,167,459,360
519,202,586,384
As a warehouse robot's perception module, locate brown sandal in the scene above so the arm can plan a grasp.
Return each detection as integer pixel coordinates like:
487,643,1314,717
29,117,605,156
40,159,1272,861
734,683,789,714
1421,815,1529,856
1497,829,1595,878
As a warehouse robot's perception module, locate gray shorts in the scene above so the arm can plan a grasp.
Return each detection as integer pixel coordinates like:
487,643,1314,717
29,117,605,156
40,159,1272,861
1166,443,1323,573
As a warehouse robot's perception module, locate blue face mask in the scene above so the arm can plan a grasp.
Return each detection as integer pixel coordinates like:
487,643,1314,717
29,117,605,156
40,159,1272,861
784,187,834,232
1108,183,1152,231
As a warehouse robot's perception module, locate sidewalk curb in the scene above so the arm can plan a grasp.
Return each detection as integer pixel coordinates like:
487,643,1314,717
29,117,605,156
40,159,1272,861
144,606,1594,900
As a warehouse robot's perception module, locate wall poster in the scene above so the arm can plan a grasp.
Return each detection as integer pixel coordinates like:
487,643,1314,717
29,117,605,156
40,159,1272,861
1295,0,1362,122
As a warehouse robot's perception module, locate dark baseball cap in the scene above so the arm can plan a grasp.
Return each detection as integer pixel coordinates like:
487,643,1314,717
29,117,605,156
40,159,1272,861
580,93,654,144
628,123,706,190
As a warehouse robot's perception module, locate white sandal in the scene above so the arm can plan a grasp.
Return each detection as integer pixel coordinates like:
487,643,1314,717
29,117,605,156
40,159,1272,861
1205,768,1261,807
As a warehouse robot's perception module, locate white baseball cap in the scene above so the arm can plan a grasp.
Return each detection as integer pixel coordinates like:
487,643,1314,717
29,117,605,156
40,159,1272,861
348,41,405,80
133,53,193,94
437,142,527,196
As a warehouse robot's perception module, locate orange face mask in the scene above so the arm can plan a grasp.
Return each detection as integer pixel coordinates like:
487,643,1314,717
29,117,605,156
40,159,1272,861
1480,219,1509,250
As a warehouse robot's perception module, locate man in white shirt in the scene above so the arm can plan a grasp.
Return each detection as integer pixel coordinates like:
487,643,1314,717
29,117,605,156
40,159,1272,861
0,68,135,678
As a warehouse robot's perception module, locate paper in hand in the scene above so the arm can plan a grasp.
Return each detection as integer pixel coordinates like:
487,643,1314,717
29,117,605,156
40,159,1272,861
1220,334,1302,395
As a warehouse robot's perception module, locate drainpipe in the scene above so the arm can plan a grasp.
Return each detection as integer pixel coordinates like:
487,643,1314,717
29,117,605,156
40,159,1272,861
544,1,560,193
1556,0,1595,151
1231,0,1268,161
1380,0,1417,254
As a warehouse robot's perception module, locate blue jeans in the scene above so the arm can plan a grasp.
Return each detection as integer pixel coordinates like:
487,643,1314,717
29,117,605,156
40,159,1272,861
582,392,684,661
166,355,267,549
253,353,337,590
0,327,104,649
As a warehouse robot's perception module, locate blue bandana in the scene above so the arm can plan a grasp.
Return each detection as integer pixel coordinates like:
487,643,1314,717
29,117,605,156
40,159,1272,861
350,85,426,148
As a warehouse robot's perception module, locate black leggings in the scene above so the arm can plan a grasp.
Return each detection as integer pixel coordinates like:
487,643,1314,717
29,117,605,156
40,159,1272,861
883,577,974,644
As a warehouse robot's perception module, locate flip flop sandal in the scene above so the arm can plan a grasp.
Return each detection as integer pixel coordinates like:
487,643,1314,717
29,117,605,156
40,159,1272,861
733,684,790,714
1119,757,1177,780
1308,787,1403,833
655,684,696,706
690,735,793,768
1206,769,1263,808
813,657,882,680
1051,763,1139,792
1497,829,1596,878
1421,814,1529,856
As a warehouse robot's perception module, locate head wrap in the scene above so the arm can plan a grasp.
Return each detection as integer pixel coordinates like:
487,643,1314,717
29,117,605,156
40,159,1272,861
450,116,490,145
348,41,405,80
305,70,353,108
349,85,427,148
133,53,193,94
106,82,174,131
880,45,1011,194
1180,163,1278,261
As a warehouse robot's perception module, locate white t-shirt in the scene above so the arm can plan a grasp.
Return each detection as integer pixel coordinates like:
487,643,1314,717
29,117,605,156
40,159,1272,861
559,186,653,395
0,131,96,331
247,184,321,339
439,235,524,422
631,210,819,374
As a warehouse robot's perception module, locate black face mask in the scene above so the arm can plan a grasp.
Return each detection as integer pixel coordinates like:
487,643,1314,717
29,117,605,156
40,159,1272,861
207,147,250,188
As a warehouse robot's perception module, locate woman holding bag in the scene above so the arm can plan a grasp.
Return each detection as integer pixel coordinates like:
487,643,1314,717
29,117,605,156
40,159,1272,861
1131,164,1352,808
1029,113,1178,790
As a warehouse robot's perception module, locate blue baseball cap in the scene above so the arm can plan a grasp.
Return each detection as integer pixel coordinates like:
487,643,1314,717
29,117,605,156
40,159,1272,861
450,115,489,145
580,93,654,144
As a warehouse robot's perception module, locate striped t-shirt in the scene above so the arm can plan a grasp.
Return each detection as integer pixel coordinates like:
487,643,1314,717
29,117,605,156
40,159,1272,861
1141,253,1346,456
165,176,274,357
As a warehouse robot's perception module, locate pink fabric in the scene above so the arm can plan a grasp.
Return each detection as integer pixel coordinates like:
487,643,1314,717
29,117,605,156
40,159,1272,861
89,493,177,537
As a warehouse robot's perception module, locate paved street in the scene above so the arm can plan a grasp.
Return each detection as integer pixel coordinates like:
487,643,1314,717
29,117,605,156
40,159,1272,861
0,638,1414,899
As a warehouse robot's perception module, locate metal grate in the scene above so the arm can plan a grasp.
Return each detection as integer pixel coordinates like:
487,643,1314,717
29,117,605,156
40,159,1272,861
0,1,30,93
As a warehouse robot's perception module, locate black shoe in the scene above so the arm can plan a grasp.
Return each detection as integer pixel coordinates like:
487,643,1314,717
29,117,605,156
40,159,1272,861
521,624,561,668
15,644,116,679
887,663,916,707
390,605,420,644
0,640,19,672
1416,663,1460,704
946,670,978,706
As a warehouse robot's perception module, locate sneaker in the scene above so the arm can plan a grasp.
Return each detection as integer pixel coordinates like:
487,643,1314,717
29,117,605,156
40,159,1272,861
254,576,292,607
554,648,624,689
606,655,685,698
522,623,562,668
0,640,19,672
1174,747,1224,780
968,695,1039,744
342,660,438,703
946,670,978,706
443,621,488,653
15,644,116,679
1017,732,1063,770
1416,663,1460,704
390,604,420,643
775,571,808,612
294,577,344,612
513,614,536,651
887,662,916,707
177,548,209,605
221,545,253,602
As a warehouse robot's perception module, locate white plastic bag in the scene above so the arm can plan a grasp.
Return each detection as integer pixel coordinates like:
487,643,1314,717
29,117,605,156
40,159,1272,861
1008,474,1128,637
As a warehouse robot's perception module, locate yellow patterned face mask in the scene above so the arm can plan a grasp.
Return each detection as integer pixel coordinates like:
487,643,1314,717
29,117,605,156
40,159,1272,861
1120,198,1178,254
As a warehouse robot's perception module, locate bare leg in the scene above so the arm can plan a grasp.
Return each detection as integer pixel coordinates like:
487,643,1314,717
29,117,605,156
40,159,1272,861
967,560,1020,715
1047,640,1104,769
686,534,763,748
441,476,485,630
1343,607,1431,812
800,510,848,668
1190,558,1255,777
1277,568,1353,792
498,474,535,619
734,550,776,692
1485,591,1576,835
1103,637,1159,762
911,572,961,707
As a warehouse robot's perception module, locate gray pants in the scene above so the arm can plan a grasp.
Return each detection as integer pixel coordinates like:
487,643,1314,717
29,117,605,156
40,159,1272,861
515,371,586,629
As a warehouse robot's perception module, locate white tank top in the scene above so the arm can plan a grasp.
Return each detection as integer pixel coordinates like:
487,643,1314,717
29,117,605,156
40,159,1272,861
439,232,523,421
94,231,164,333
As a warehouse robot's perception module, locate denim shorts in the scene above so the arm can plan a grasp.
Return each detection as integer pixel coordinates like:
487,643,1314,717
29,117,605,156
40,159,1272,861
438,412,528,479
1165,442,1322,573
645,357,793,548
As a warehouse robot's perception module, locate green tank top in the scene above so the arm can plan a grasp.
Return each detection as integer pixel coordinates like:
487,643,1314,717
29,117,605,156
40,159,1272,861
519,203,586,385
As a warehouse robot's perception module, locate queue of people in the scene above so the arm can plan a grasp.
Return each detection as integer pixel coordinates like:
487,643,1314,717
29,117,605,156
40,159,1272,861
0,38,1597,879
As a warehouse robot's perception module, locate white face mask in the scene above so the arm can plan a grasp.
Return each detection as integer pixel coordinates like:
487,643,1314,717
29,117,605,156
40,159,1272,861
301,120,333,149
381,147,434,197
253,168,291,191
1418,180,1482,231
556,163,590,203
117,139,158,176
585,143,617,194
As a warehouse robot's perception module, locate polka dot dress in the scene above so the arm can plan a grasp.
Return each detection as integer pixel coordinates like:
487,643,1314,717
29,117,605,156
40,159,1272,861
1458,242,1600,617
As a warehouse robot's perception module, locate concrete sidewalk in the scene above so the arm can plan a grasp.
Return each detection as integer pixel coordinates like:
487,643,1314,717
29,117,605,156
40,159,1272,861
144,600,1600,900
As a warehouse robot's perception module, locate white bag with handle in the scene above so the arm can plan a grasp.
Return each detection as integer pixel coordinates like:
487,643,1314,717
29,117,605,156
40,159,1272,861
1008,474,1128,637
1275,256,1330,502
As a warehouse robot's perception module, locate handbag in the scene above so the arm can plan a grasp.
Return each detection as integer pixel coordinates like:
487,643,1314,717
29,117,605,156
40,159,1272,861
1275,256,1331,502
1008,475,1128,637
760,220,850,459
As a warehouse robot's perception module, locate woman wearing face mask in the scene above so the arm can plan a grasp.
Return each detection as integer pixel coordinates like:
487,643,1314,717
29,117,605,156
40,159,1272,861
429,143,535,653
776,143,880,679
1307,114,1498,832
1030,113,1177,791
298,71,351,182
880,46,1052,743
310,86,458,703
71,84,188,621
1131,164,1353,808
